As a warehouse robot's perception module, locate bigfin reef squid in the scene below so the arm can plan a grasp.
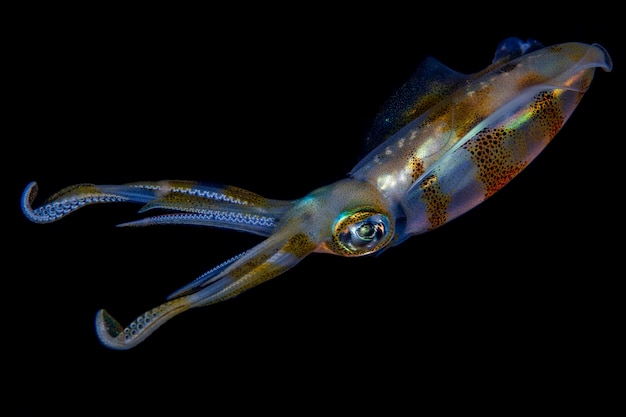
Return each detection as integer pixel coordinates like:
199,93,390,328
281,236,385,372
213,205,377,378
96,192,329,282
21,37,613,349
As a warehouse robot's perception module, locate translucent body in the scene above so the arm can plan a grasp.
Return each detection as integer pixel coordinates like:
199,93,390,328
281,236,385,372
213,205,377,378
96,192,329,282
21,38,612,349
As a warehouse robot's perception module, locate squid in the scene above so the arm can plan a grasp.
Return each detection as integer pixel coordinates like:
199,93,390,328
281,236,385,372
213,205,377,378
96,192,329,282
21,37,612,350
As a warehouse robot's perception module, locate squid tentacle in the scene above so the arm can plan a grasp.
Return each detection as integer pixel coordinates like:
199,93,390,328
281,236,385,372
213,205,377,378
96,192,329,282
117,210,279,236
96,300,190,351
166,251,250,300
96,229,316,350
21,181,131,224
22,181,292,236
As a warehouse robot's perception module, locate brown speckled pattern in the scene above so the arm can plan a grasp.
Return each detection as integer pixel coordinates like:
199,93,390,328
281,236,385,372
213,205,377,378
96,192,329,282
531,91,567,140
462,128,527,199
419,175,451,230
283,232,317,257
461,90,566,199
223,185,269,206
408,153,425,182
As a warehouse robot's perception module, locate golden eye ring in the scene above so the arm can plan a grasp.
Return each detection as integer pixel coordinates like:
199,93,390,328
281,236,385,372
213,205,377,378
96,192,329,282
331,209,393,256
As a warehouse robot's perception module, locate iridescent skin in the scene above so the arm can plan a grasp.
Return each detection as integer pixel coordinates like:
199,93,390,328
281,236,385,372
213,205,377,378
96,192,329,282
21,38,612,349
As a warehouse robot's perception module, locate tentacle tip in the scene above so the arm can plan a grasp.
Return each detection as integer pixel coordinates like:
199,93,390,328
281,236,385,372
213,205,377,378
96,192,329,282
21,181,39,217
115,220,143,228
23,181,39,200
95,309,130,350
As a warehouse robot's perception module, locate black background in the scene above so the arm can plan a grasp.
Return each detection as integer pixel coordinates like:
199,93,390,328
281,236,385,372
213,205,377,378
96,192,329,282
8,5,623,415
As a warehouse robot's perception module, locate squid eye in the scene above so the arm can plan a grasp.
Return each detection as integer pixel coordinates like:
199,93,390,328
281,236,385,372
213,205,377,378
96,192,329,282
332,209,393,256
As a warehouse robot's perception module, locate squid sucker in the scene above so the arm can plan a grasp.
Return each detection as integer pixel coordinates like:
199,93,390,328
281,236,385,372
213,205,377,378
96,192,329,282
21,38,612,349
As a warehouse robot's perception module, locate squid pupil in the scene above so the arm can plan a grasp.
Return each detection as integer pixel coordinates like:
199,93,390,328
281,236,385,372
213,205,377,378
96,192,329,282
356,222,377,241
